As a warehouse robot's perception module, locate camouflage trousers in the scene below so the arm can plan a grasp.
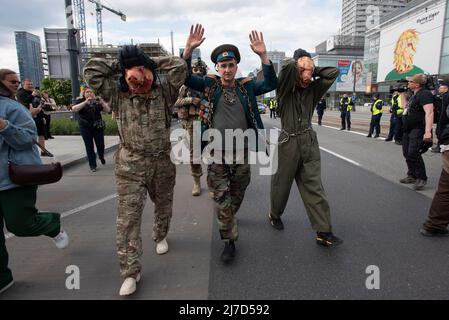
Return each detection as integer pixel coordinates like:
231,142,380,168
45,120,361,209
207,151,250,241
115,147,175,279
183,119,203,178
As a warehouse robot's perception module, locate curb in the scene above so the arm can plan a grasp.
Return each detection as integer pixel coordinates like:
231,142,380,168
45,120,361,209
60,143,119,170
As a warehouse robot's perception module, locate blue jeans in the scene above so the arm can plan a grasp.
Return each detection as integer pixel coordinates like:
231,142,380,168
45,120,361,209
387,115,403,141
79,124,105,169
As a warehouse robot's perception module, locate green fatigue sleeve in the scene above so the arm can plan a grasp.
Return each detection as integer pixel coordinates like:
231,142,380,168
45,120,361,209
276,59,297,112
174,85,194,108
312,66,339,104
152,56,188,106
83,58,121,112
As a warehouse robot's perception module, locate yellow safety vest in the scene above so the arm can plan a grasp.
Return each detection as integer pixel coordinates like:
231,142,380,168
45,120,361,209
390,95,404,116
340,98,352,112
372,99,383,116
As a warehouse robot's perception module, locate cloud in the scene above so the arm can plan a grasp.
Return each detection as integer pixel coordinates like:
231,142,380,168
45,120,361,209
1,0,342,75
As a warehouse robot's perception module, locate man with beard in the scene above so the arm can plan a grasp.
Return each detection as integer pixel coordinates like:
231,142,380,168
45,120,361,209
175,58,208,196
269,48,343,247
84,45,187,296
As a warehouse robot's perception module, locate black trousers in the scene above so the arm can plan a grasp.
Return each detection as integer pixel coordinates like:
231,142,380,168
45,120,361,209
44,114,51,138
270,109,276,119
369,114,382,136
317,111,324,125
79,124,105,169
402,128,427,180
340,111,351,129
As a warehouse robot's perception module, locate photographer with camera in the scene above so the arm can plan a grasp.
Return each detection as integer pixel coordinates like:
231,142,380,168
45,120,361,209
399,74,434,191
72,87,110,172
41,91,56,140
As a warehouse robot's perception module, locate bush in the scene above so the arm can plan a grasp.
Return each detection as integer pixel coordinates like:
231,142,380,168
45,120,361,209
50,114,118,135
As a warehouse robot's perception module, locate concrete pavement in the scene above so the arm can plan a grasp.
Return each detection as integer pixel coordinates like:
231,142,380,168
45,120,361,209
40,135,120,169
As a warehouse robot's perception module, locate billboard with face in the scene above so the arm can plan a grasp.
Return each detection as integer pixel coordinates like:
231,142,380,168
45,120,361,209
377,3,446,82
336,60,364,92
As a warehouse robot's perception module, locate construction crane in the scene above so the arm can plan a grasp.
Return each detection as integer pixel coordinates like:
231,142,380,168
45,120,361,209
87,0,126,46
73,0,126,64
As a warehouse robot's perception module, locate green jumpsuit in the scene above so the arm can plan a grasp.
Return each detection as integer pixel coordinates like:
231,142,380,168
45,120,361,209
270,59,339,232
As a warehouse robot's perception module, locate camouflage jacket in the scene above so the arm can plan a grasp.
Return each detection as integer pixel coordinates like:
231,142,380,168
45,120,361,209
83,56,187,156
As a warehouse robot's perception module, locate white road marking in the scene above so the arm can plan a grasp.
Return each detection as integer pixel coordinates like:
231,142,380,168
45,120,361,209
319,147,361,167
5,193,118,240
315,123,386,140
272,126,361,167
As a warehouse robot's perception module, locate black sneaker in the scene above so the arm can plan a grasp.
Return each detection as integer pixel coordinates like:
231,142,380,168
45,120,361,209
316,232,343,247
221,241,236,263
268,214,284,230
90,167,97,172
366,135,372,138
340,128,345,130
100,158,106,165
373,135,379,138
385,138,392,141
395,141,402,145
420,228,449,237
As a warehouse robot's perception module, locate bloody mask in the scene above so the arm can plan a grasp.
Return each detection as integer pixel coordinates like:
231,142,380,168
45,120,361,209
125,66,154,94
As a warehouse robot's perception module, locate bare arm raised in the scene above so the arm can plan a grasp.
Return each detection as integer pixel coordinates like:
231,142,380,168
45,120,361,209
182,24,206,60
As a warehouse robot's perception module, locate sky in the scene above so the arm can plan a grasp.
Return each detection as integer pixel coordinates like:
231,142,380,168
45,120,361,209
0,0,342,76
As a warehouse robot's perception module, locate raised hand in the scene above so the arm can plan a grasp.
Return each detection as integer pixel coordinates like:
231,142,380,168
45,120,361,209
184,24,205,59
249,30,269,64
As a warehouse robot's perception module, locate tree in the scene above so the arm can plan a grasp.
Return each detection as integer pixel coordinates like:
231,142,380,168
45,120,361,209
41,78,72,107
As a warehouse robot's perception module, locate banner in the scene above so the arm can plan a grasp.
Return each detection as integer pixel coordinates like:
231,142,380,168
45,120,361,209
336,60,364,92
377,2,446,82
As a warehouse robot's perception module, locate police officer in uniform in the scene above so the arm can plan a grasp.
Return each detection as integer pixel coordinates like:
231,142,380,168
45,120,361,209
316,97,326,125
386,91,404,144
182,24,277,263
84,45,187,296
367,94,383,138
339,93,353,130
175,58,207,196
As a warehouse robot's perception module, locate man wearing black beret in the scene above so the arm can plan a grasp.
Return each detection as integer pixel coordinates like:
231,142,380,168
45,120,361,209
182,24,277,263
84,45,187,296
269,48,343,247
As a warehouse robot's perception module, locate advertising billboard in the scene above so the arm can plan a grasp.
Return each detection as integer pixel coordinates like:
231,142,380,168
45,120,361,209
336,59,365,92
377,3,446,82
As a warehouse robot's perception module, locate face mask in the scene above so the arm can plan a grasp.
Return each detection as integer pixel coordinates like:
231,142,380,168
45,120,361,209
125,66,154,94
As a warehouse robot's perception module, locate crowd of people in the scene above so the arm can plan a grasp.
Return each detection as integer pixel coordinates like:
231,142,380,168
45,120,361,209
1,22,448,297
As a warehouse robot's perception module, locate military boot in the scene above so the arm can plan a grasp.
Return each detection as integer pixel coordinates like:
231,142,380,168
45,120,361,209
192,176,201,196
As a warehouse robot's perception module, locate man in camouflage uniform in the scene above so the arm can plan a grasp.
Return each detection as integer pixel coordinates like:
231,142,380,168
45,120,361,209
174,58,207,196
83,45,186,296
182,24,277,263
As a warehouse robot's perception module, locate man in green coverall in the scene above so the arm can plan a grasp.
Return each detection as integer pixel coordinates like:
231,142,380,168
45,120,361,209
268,48,343,247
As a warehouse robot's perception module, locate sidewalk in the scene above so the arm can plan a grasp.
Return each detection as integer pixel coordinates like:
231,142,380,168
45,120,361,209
40,135,120,168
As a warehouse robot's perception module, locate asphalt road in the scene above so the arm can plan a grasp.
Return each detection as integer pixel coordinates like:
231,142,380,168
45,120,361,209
2,114,448,300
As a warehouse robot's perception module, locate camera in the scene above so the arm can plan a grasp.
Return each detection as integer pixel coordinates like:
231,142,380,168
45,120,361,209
424,74,439,91
390,79,409,93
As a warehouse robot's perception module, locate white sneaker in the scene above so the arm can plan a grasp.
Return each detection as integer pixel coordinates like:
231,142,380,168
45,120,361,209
119,274,141,296
52,230,69,249
156,238,168,255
